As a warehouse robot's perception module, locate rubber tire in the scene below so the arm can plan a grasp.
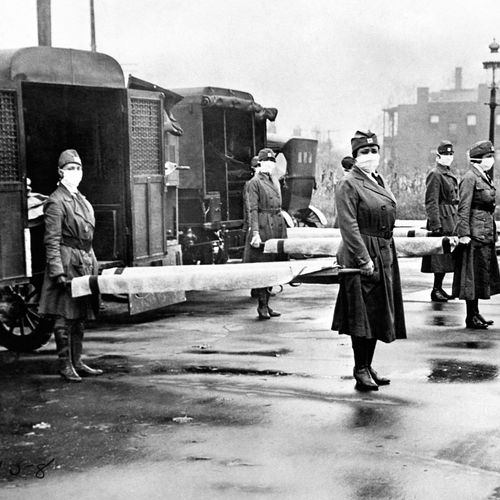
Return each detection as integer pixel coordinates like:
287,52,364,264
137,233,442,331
0,283,54,353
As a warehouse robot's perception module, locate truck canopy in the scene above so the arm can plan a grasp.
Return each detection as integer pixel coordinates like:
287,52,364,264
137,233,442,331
174,86,277,121
0,46,125,88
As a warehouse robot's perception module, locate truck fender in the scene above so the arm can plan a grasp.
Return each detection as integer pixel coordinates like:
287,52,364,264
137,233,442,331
308,205,328,227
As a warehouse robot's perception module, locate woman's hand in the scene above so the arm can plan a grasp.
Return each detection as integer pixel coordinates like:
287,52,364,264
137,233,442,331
250,232,262,248
359,260,375,276
459,236,471,245
55,275,68,289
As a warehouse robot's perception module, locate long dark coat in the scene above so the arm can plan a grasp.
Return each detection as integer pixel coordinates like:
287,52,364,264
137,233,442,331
421,163,459,273
243,171,287,263
452,166,500,300
332,166,407,343
39,184,98,320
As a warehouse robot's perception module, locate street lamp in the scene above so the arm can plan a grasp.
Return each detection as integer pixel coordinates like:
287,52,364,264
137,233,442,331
483,39,500,144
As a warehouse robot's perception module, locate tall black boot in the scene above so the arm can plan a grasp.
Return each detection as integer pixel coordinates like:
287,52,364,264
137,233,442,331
54,324,82,382
351,337,378,391
431,272,448,302
71,321,103,376
433,272,453,300
465,299,487,329
474,300,494,325
256,288,270,320
366,339,390,385
266,289,281,317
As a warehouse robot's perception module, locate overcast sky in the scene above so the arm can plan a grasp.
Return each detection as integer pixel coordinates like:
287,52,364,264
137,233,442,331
2,0,500,149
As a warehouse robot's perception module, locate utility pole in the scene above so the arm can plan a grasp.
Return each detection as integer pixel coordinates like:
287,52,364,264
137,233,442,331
90,0,96,52
37,0,52,47
483,39,500,145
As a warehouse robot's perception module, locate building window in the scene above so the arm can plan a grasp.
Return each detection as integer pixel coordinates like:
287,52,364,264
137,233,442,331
429,114,439,125
496,114,500,126
466,114,477,127
448,123,457,135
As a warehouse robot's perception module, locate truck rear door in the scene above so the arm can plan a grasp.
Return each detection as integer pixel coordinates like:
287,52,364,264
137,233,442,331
0,83,28,284
127,89,167,265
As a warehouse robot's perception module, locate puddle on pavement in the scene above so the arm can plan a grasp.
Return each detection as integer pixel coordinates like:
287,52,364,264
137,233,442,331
185,348,292,357
95,354,132,374
163,365,291,377
437,341,495,350
85,335,150,344
428,359,498,383
1,350,294,380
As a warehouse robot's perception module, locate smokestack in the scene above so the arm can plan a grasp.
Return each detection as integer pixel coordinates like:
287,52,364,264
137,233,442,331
417,87,429,104
455,67,462,90
37,0,52,47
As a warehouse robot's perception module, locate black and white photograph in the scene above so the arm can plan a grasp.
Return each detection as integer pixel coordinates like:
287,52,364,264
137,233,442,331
1,1,500,498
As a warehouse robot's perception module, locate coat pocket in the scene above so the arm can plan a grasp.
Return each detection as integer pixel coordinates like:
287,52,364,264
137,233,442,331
67,250,94,278
470,210,493,242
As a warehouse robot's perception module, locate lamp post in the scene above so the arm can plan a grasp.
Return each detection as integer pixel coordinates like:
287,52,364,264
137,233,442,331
483,39,500,144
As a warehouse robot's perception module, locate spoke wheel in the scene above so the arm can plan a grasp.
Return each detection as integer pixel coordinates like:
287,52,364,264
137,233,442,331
0,283,54,352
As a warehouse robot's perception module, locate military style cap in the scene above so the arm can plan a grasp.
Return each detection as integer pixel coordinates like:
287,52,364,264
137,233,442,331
469,140,495,159
250,156,260,169
58,149,82,168
351,130,379,156
257,148,276,162
437,140,454,154
341,156,355,171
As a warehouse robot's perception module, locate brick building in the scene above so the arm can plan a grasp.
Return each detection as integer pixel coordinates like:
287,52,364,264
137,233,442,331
382,68,495,185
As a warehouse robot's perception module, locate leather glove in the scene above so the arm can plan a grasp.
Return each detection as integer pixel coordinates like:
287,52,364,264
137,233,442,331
459,236,471,245
359,260,375,276
55,275,68,289
431,227,443,236
250,232,262,248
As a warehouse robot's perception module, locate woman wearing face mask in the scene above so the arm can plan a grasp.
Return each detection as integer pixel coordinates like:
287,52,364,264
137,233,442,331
452,140,500,329
421,140,459,302
332,130,406,391
244,148,287,319
39,149,102,381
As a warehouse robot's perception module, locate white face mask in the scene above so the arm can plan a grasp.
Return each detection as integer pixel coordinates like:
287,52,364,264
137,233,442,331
481,157,495,171
356,153,380,174
437,154,453,167
60,169,83,190
259,160,276,175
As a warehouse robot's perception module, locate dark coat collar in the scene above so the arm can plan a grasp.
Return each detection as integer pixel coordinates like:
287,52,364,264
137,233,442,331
257,171,281,196
55,184,94,224
351,166,396,203
436,163,458,179
471,165,495,188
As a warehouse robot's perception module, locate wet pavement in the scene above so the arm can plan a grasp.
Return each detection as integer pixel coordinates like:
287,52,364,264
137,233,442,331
2,257,500,499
